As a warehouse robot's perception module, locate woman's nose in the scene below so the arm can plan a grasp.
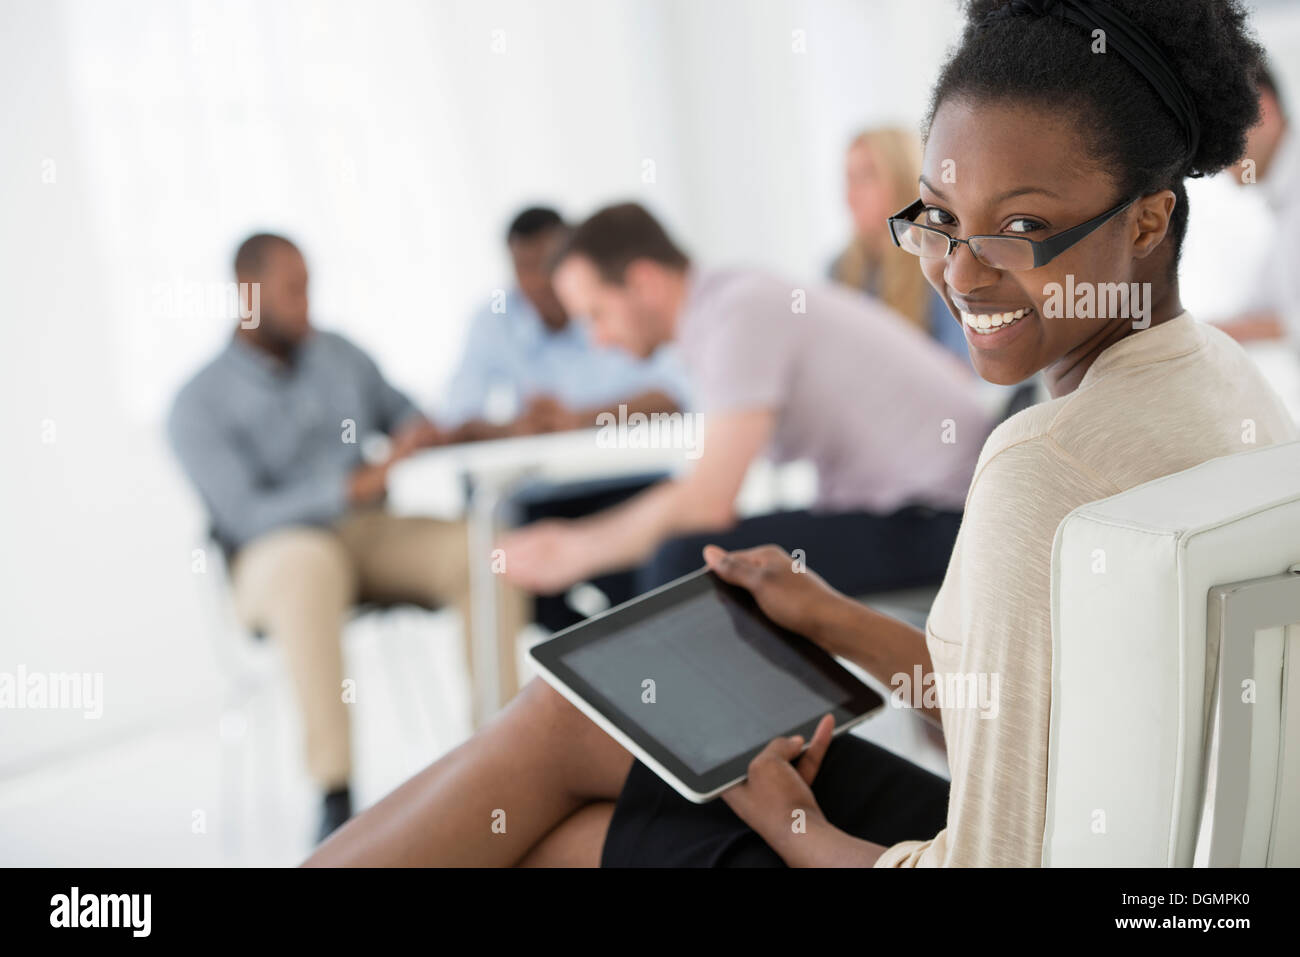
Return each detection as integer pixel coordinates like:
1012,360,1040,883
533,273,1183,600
943,241,1001,298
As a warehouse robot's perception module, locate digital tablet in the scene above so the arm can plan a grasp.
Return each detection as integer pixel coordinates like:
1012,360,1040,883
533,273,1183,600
528,566,885,803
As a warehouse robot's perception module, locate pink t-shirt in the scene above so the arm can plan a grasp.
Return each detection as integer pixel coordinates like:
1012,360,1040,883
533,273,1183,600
673,268,992,513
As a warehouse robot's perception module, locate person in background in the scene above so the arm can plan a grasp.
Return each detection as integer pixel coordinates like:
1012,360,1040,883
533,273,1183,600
831,127,973,367
499,202,994,602
436,206,694,636
436,206,690,439
1214,60,1298,346
168,234,520,843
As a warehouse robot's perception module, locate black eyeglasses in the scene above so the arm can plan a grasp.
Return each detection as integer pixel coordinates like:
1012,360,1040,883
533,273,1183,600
886,196,1136,271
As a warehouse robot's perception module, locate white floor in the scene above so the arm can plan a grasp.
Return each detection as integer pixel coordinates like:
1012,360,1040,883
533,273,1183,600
0,607,475,867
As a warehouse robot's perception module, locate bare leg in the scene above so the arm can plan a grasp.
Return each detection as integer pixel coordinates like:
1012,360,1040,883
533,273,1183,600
305,677,633,866
517,801,617,867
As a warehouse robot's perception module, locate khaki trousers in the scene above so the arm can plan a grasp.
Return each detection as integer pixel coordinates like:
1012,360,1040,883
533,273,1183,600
229,509,527,790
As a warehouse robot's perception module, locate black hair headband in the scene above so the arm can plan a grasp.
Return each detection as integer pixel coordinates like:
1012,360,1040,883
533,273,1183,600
982,0,1202,172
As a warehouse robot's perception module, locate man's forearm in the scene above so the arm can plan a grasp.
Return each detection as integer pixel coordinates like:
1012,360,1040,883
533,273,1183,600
451,391,682,443
811,592,941,726
576,479,735,573
444,419,524,443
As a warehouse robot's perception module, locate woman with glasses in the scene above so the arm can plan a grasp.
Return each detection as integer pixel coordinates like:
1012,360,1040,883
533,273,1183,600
308,0,1296,868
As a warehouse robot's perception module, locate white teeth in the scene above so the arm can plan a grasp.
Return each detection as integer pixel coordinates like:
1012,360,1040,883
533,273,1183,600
961,307,1029,334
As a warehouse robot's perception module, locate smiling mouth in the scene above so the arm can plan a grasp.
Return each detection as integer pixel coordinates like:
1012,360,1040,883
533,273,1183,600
959,307,1032,335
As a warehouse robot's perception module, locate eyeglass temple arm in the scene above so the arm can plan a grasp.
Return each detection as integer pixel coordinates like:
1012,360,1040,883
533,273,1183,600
1031,197,1137,267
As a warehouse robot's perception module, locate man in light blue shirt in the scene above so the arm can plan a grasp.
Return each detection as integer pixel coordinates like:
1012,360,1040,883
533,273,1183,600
438,207,691,635
437,207,690,439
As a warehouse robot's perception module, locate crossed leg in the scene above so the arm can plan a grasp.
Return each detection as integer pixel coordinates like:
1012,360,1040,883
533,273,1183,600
305,676,634,867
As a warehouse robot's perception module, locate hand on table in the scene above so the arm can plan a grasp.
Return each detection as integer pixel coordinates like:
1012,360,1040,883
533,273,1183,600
518,394,584,434
389,418,448,460
347,462,390,506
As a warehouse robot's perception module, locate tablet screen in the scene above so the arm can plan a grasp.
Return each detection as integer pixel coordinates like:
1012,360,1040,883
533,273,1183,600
563,584,854,775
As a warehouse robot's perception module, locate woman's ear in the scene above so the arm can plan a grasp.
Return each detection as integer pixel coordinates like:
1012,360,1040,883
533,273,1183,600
1131,189,1177,259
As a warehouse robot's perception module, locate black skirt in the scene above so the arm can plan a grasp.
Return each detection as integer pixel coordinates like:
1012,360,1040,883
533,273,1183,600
600,734,950,867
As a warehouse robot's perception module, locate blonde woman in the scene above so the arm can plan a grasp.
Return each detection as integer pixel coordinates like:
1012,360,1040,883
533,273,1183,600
831,127,973,365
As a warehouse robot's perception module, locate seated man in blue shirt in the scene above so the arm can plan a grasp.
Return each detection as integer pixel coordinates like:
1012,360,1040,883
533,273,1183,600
167,234,519,843
438,207,693,633
437,206,690,440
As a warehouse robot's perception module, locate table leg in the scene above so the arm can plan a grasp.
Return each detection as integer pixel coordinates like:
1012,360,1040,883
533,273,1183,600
466,476,503,728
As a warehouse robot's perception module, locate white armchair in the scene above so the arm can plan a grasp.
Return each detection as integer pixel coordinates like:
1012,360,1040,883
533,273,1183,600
1044,439,1300,866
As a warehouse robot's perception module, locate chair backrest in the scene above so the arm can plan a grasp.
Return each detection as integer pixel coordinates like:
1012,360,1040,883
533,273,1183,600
1044,439,1300,866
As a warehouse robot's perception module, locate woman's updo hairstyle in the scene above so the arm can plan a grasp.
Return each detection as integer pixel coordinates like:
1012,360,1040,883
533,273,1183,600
927,0,1266,269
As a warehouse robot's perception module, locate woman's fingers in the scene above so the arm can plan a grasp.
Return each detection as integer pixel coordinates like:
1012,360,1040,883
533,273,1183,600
747,714,832,788
703,543,784,590
796,714,835,786
753,733,805,767
702,544,757,587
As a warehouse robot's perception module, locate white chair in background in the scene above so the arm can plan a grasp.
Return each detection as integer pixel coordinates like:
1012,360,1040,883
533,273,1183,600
1045,439,1300,866
193,536,458,859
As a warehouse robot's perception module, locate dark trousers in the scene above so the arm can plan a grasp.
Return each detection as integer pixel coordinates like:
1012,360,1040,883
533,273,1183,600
601,733,951,866
637,504,963,599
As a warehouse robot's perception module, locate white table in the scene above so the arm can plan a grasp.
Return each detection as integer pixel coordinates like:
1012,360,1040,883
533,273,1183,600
387,429,694,725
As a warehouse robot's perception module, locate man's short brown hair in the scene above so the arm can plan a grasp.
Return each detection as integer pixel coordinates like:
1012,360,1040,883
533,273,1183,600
554,202,690,284
234,232,298,278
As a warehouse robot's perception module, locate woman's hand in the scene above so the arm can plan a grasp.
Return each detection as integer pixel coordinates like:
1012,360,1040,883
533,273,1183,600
722,714,888,867
702,543,846,649
722,714,832,846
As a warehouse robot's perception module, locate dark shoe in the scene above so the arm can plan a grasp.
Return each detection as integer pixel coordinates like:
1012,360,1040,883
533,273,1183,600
317,786,352,844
